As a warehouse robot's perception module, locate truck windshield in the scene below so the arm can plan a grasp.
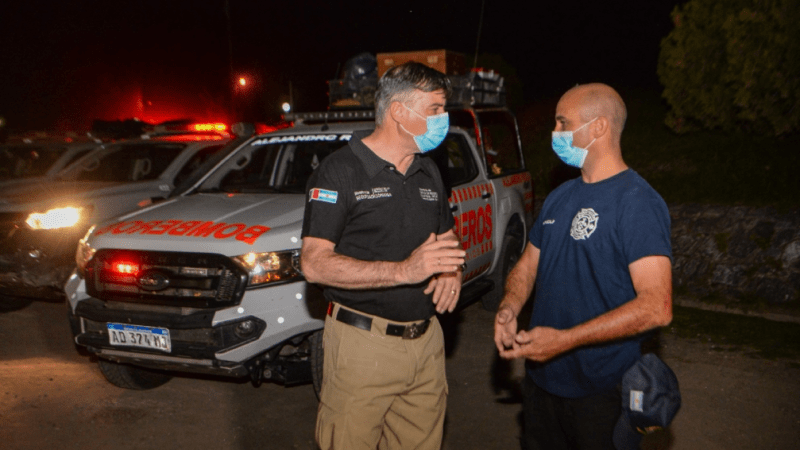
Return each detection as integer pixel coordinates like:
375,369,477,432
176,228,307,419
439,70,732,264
60,142,186,182
199,135,351,194
0,145,68,179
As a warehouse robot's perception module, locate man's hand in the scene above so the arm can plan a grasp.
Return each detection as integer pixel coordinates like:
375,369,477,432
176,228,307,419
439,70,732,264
496,255,673,362
494,304,519,353
498,326,570,362
425,270,462,313
402,233,466,284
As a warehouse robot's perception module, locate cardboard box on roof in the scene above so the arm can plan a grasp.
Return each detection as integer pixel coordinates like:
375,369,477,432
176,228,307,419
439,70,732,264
377,50,467,77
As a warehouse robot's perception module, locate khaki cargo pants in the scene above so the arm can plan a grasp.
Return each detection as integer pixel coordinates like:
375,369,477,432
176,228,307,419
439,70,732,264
316,303,448,450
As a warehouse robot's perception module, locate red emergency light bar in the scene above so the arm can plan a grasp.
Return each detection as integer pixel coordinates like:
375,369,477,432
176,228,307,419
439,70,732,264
157,134,225,142
145,121,231,140
192,123,227,132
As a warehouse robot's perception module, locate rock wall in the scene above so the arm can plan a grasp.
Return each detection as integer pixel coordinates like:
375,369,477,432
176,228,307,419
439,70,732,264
531,200,800,306
670,204,800,305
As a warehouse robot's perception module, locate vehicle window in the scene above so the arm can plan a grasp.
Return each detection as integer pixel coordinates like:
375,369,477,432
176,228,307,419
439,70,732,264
205,136,350,194
173,145,225,186
73,143,185,182
426,132,478,191
477,110,524,177
61,149,94,169
0,145,65,179
217,143,282,192
448,110,479,143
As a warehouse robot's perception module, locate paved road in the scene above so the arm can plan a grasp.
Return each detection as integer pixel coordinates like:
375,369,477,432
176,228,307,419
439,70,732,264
1,299,798,449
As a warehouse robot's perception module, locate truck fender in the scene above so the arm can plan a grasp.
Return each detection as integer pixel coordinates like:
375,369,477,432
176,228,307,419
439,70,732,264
490,185,529,270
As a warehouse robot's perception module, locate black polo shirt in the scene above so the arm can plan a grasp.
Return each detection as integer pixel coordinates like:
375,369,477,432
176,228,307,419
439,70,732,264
301,130,455,322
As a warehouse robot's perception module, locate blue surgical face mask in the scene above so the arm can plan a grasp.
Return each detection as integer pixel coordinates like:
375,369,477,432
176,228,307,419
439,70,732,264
551,117,597,168
401,105,449,153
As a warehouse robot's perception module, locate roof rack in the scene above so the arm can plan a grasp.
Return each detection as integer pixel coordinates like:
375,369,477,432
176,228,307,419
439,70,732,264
287,51,508,125
326,69,505,110
284,110,375,125
449,70,506,107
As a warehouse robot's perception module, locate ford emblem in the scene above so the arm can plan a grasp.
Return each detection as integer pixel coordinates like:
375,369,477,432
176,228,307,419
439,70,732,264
137,271,170,291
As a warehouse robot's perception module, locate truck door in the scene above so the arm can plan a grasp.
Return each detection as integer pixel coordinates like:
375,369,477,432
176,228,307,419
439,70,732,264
428,128,495,284
476,109,534,235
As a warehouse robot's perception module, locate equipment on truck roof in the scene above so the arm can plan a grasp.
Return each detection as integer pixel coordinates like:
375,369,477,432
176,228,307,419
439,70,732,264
326,50,506,110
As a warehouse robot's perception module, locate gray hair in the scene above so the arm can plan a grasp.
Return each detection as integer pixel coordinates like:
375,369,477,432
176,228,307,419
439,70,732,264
374,62,451,126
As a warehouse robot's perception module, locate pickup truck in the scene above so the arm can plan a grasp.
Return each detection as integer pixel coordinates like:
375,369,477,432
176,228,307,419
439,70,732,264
0,129,230,308
66,58,534,392
0,138,102,190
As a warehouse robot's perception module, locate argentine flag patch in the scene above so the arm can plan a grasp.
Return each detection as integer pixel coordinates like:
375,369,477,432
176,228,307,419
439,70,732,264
309,188,338,204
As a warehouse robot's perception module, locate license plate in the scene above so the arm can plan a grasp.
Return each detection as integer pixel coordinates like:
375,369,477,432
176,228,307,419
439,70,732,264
107,323,171,353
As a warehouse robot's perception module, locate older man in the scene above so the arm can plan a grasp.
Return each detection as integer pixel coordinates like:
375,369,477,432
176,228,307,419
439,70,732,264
494,83,673,449
301,62,465,450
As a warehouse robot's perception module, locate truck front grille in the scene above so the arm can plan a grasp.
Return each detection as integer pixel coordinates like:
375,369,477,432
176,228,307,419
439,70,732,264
85,249,248,308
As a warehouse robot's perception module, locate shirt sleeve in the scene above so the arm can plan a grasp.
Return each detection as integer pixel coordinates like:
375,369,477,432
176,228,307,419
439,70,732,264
619,187,672,264
301,155,350,245
433,164,456,235
529,190,557,249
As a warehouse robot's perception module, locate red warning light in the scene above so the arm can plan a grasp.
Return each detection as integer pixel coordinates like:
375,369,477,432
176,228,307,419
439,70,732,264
192,123,227,132
113,262,140,275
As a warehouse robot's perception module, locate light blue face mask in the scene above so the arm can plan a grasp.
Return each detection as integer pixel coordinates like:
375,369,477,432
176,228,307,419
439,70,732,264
551,117,597,168
402,105,449,153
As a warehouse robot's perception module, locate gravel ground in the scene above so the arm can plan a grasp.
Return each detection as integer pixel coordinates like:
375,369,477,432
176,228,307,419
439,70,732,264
1,299,798,449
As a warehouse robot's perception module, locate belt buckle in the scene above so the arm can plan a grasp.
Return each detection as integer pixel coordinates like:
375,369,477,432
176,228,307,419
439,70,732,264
402,321,426,339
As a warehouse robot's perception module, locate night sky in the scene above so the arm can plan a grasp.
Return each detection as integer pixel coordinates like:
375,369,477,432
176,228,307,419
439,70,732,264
0,0,683,132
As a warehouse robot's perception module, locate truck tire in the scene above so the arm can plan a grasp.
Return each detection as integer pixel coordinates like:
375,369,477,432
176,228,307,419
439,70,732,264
310,329,323,399
97,359,172,390
481,235,522,312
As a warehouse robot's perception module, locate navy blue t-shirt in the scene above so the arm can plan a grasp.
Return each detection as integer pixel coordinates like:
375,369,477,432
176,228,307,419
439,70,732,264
527,169,671,398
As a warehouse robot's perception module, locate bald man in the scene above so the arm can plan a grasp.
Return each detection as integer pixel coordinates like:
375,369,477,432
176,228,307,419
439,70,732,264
493,83,672,449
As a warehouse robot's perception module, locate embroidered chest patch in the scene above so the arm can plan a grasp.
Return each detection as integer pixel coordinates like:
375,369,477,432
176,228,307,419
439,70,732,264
419,188,438,201
355,187,392,201
570,208,599,240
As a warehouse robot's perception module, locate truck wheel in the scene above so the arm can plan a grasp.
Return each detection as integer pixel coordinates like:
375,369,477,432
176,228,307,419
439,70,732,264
481,235,522,312
309,330,323,399
97,359,172,390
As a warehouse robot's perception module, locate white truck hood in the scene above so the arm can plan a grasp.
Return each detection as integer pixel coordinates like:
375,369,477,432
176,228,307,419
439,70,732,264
0,180,166,211
88,192,306,257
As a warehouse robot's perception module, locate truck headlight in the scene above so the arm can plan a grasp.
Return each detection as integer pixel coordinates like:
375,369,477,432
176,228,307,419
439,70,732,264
233,249,302,287
26,206,85,230
75,225,97,276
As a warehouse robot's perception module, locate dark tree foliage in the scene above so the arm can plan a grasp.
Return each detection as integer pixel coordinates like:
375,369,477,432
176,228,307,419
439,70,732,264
658,0,800,136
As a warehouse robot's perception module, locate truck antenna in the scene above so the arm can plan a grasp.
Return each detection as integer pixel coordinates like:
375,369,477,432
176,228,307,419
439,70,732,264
472,0,486,70
323,63,342,131
225,0,235,121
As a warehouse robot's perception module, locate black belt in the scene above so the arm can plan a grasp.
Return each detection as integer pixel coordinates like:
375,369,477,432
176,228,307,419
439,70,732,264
327,303,431,340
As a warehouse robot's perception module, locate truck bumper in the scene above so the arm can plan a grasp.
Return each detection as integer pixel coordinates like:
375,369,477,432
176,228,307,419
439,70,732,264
66,276,326,383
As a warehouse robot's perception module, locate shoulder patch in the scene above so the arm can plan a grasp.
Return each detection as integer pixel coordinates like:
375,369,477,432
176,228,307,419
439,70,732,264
309,188,338,204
